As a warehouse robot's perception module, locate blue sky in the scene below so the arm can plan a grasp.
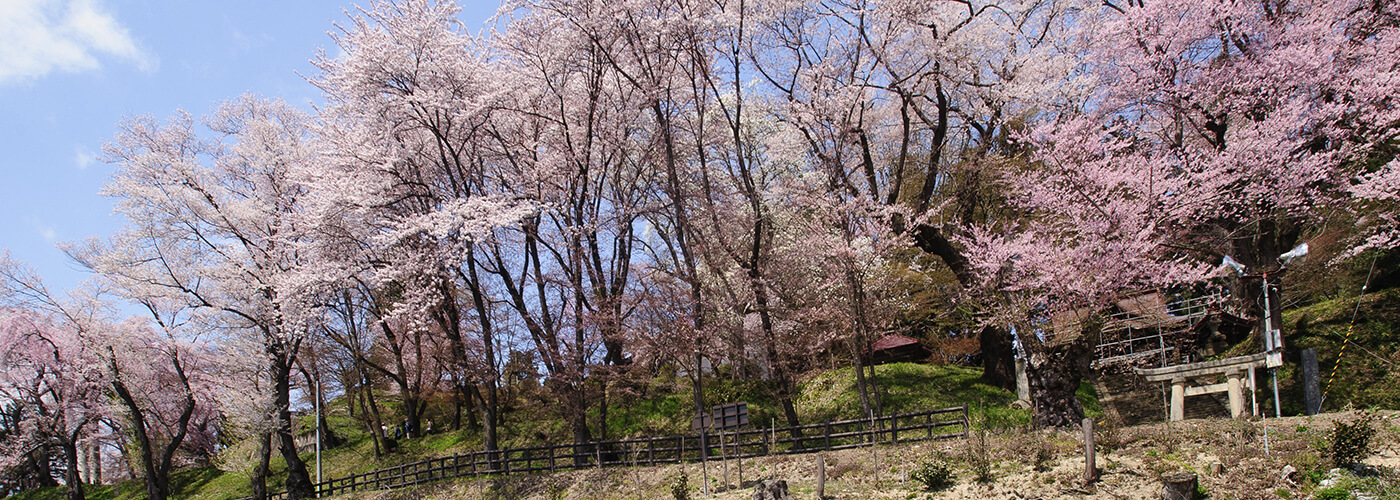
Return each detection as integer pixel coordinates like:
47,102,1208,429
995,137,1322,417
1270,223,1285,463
1,0,500,294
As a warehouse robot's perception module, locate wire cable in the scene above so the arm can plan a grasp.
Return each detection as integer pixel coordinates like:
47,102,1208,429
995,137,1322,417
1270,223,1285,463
1321,253,1381,406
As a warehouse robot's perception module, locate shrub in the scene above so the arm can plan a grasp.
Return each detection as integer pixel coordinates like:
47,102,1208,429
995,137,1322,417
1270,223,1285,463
1329,412,1378,468
911,459,954,491
671,471,689,500
1034,442,1056,472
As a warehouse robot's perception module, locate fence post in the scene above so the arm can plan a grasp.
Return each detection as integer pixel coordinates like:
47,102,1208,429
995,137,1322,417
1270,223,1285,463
648,438,655,466
1084,417,1097,484
549,444,556,473
961,404,970,437
824,421,832,450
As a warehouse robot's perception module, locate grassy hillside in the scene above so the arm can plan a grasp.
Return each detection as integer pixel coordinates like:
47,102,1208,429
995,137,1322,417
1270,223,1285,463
1277,286,1400,413
7,362,1025,500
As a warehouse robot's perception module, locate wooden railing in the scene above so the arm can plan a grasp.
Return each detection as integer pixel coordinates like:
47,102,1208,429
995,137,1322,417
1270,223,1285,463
254,405,967,499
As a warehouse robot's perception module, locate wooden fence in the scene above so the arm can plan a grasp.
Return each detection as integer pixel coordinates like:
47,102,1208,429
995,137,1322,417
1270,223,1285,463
257,405,967,499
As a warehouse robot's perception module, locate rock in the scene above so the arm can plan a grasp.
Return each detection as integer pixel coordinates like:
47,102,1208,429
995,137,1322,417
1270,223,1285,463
753,479,793,500
1279,464,1296,483
1210,462,1224,476
1319,468,1347,489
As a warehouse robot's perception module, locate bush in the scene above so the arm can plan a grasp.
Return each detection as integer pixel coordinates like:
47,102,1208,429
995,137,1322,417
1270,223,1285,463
1034,445,1055,472
671,471,690,500
911,459,954,491
1329,412,1378,467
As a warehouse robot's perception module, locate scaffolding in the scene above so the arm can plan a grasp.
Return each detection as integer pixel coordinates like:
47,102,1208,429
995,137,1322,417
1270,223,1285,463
1094,293,1224,369
1049,292,1226,370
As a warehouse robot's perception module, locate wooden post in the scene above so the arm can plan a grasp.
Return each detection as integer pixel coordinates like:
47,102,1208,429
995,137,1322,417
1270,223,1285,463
817,455,826,499
719,428,728,489
737,431,744,487
824,421,833,450
1083,417,1097,484
648,438,655,466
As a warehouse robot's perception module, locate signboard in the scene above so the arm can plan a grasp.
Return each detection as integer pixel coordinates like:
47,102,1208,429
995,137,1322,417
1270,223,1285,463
689,402,749,433
712,402,748,431
690,412,713,433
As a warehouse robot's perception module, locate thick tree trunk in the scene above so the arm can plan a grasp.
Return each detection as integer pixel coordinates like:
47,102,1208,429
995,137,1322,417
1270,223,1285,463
561,384,594,466
113,380,163,500
60,437,85,500
1023,326,1096,430
979,325,1017,391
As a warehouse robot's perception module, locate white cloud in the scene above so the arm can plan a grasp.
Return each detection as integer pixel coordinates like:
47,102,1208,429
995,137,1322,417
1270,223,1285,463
37,225,56,242
73,146,93,169
0,0,157,84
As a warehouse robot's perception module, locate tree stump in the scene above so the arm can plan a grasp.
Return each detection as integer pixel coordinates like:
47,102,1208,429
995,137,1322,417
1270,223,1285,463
753,479,792,500
1161,471,1198,500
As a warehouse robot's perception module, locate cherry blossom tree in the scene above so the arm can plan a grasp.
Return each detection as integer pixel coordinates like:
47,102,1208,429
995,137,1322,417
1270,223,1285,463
307,0,541,459
962,0,1399,427
100,312,220,500
87,96,318,499
0,256,108,500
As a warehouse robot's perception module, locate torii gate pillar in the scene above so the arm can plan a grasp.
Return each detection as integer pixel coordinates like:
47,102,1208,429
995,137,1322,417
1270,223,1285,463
1138,353,1268,422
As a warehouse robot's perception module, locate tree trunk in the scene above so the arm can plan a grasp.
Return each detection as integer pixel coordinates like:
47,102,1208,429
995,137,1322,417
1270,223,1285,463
465,246,499,461
1023,325,1096,430
356,380,381,457
979,325,1017,391
911,224,1017,391
60,437,85,500
562,384,594,466
112,378,163,500
271,348,315,500
250,431,271,500
851,339,874,418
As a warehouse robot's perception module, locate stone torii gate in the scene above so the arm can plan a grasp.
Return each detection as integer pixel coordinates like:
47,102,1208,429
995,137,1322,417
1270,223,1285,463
1135,353,1267,421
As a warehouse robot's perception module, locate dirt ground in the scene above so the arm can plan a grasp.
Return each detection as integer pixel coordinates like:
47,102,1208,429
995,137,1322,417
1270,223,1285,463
337,410,1400,500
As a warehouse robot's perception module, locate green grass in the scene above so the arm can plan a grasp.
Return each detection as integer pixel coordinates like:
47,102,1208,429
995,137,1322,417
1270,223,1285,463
796,363,1025,426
